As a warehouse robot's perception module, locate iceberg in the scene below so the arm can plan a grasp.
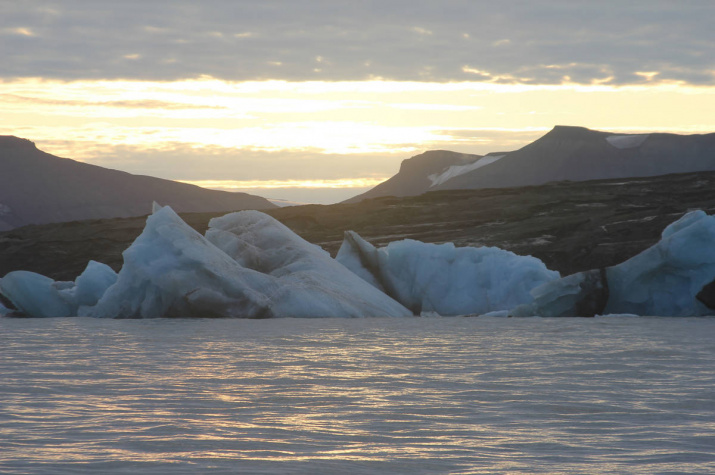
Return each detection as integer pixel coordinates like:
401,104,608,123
0,271,75,318
0,261,117,318
83,206,280,318
5,203,715,319
205,210,412,318
336,231,560,316
73,261,119,308
82,206,410,319
513,210,715,317
510,269,609,318
605,210,715,316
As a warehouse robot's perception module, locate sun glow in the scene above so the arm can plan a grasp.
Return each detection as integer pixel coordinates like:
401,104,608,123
179,178,388,190
1,76,714,202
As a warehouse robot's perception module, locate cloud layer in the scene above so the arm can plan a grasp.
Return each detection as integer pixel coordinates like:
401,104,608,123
3,1,714,85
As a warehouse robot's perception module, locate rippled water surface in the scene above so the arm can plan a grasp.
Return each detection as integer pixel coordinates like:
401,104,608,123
1,316,714,474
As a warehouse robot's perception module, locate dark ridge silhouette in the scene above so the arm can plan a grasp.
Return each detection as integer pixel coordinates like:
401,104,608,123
343,150,481,203
0,136,276,231
345,126,715,202
437,125,715,190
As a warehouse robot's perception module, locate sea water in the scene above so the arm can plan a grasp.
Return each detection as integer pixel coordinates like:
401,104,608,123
1,316,714,474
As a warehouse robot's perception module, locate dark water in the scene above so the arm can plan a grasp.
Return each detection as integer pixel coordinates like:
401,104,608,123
1,316,714,474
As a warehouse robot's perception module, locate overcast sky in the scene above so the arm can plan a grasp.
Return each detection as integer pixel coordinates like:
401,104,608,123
4,0,714,85
2,1,714,202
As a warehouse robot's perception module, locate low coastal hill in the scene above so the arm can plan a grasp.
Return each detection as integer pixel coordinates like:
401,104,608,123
2,171,715,281
0,136,275,231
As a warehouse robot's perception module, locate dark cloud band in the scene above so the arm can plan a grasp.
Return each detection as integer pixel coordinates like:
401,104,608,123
2,1,713,85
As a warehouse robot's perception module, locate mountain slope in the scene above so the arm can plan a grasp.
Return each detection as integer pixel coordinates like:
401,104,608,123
0,136,275,231
436,126,715,191
343,150,482,203
345,126,715,202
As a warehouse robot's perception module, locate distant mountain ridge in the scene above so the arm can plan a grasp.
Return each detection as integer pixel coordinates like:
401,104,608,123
344,150,481,203
344,126,715,203
0,136,275,231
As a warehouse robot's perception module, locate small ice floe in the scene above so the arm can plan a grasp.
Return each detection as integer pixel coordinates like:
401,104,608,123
0,261,117,318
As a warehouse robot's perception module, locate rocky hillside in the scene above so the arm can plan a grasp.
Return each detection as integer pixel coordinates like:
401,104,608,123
344,150,483,203
3,171,715,282
0,136,275,231
345,126,715,202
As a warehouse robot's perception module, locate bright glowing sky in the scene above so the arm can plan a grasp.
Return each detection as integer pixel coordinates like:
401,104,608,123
2,1,714,203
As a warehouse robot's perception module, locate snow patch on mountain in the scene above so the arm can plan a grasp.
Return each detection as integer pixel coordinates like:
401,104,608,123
606,134,650,149
428,155,505,187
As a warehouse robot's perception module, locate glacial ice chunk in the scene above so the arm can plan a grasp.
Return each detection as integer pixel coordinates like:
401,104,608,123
84,206,410,318
513,210,715,317
73,261,118,308
206,211,411,318
0,271,75,318
333,231,386,292
337,231,560,316
510,269,608,318
83,206,279,318
661,209,707,239
605,210,715,316
0,261,118,318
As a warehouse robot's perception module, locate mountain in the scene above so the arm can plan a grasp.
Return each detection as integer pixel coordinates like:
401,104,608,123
344,150,483,203
344,126,715,202
0,136,275,231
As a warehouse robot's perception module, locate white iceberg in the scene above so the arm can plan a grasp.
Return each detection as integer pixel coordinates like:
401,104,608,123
6,203,714,319
73,261,119,308
513,210,715,317
0,272,74,318
605,210,715,316
82,205,277,318
205,210,412,318
0,261,117,318
336,231,560,316
82,206,410,319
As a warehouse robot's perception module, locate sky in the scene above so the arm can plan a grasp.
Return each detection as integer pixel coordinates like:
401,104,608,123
2,0,714,203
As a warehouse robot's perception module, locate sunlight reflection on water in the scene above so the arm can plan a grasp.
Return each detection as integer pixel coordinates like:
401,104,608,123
0,316,714,474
